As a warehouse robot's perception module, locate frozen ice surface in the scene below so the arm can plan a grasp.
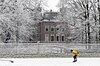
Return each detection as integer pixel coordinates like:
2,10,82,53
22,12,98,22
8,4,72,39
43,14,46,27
0,58,100,66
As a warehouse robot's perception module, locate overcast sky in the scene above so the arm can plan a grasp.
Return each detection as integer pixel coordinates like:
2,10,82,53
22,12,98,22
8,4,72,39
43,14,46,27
47,0,59,11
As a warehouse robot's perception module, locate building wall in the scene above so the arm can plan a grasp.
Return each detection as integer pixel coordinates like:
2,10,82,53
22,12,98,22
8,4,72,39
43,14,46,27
37,21,66,43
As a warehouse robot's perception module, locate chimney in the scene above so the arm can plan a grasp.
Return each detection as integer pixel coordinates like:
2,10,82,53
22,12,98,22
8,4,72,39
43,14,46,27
50,9,52,12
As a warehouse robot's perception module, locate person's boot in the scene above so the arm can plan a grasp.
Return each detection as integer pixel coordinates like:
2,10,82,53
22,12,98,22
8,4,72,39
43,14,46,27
73,59,77,62
73,60,77,62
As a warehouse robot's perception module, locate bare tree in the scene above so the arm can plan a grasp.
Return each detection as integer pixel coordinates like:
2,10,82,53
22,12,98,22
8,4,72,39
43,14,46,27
0,0,47,43
57,0,100,44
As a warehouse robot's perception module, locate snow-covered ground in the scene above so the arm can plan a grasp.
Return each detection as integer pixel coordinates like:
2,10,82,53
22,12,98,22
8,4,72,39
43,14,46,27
0,58,99,66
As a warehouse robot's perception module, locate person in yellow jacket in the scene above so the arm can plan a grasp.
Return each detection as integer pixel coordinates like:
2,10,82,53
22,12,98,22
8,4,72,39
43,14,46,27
71,49,79,62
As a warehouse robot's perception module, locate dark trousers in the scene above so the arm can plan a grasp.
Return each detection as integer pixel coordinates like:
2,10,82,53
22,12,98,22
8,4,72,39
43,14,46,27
73,55,77,61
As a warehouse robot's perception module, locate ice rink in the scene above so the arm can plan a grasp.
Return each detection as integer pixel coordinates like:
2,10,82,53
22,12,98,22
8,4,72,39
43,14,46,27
0,58,99,66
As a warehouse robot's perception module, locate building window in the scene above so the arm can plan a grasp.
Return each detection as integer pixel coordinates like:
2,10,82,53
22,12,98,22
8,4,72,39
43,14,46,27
51,36,54,41
56,36,59,41
61,36,65,41
51,34,54,41
51,26,54,31
51,28,54,31
46,28,48,31
45,26,49,31
57,28,59,31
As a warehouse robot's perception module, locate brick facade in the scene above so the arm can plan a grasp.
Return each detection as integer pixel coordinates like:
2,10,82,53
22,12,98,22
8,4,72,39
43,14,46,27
37,21,67,43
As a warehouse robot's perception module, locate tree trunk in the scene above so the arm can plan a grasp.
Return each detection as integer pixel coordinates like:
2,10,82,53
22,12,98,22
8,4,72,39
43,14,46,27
98,0,100,43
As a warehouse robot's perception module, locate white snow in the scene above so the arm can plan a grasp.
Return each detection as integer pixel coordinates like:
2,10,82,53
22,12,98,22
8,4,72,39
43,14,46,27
0,58,100,66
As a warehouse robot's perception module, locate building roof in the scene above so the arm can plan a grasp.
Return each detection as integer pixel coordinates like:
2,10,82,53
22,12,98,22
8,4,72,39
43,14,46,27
42,10,59,21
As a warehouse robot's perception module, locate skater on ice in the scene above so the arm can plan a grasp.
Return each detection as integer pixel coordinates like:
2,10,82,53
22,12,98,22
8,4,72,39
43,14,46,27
70,49,79,62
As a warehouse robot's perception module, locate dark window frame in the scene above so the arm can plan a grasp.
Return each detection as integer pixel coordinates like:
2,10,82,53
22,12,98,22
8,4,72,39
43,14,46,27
51,28,54,31
51,36,54,41
61,36,65,41
56,36,59,41
56,28,59,31
45,28,48,31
